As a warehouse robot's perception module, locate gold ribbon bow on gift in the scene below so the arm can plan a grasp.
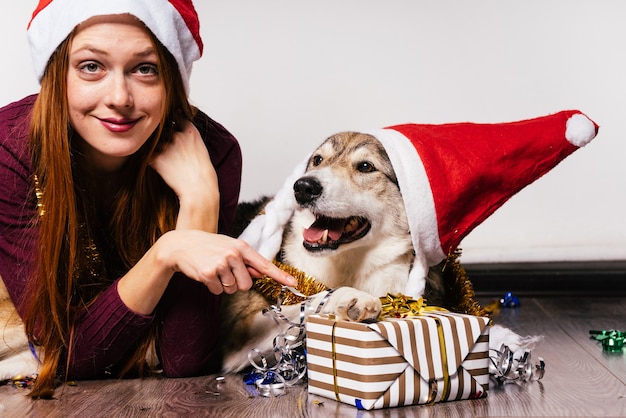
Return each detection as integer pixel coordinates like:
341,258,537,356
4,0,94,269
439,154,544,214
378,293,448,319
377,294,451,402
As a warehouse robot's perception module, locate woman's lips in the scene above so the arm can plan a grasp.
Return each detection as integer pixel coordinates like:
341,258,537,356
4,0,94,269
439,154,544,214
99,117,139,133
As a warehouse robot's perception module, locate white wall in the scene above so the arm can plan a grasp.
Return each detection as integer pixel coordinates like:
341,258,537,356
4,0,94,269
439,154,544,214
3,1,625,264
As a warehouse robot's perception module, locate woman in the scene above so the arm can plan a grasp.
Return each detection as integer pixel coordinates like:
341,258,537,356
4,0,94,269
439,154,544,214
0,0,295,398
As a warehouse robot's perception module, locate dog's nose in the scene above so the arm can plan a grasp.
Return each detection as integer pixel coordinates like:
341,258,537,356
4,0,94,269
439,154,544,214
293,176,323,204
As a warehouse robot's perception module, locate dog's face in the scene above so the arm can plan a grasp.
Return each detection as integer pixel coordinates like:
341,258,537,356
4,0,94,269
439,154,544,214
289,132,409,255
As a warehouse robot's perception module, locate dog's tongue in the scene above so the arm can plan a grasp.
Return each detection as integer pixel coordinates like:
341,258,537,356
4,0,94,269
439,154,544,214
303,217,345,242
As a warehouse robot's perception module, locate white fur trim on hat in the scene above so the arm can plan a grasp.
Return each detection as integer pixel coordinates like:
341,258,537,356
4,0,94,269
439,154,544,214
239,156,309,260
367,128,446,297
27,0,201,93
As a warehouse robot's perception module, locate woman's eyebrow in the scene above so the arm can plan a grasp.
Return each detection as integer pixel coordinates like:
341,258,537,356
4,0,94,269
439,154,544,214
71,45,157,58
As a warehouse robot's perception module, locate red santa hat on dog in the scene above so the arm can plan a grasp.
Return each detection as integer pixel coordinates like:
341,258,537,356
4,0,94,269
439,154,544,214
27,0,202,93
240,110,599,298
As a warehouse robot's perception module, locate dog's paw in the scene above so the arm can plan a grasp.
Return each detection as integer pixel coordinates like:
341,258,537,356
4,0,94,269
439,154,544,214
323,287,382,322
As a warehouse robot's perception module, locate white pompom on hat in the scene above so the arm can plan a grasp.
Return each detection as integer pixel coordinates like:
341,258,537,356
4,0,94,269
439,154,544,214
240,110,599,298
27,0,202,93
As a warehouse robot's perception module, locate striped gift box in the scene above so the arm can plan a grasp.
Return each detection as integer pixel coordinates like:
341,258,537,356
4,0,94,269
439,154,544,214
306,312,490,410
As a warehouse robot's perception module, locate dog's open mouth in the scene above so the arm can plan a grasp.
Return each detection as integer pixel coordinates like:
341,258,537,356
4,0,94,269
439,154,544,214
302,215,371,251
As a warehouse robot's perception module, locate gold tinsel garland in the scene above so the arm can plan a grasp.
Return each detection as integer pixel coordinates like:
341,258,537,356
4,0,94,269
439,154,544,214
441,251,488,318
34,175,104,284
255,254,488,319
253,261,329,305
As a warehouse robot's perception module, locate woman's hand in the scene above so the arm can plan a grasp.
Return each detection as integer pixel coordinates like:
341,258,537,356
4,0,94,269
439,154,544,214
118,230,297,315
150,121,219,232
160,231,296,294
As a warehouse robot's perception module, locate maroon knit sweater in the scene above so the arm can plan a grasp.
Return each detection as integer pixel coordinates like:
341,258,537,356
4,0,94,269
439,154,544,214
0,94,242,379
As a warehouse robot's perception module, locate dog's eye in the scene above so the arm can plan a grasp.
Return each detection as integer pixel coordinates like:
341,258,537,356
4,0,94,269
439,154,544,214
312,155,323,166
357,161,376,173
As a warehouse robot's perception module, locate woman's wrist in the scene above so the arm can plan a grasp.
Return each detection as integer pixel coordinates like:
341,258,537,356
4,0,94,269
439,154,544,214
117,234,176,315
176,193,219,232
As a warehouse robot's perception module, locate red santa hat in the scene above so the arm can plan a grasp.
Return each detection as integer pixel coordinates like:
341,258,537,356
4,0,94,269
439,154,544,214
27,0,202,93
240,110,599,297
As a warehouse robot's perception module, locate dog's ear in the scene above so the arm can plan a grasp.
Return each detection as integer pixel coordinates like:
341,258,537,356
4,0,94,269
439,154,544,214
231,196,273,237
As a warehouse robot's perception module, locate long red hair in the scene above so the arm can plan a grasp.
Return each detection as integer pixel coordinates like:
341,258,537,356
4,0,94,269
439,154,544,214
25,25,196,398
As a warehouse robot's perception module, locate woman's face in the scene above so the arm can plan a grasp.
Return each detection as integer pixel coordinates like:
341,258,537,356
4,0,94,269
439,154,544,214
67,14,164,173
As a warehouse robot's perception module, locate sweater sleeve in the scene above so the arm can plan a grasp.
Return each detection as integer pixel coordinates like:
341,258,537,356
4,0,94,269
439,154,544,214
67,281,154,379
0,95,41,314
194,110,243,236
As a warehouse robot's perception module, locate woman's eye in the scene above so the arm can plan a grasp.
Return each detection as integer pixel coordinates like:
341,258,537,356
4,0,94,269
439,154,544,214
357,161,376,173
79,62,101,73
136,64,159,76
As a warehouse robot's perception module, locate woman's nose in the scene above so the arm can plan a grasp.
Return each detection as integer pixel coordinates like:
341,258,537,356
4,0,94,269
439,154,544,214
105,72,133,108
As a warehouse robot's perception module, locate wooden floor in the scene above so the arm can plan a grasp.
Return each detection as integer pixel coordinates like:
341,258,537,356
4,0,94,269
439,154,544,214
1,295,625,417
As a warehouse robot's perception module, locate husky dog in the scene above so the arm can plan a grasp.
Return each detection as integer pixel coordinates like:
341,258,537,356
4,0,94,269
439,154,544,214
221,132,454,372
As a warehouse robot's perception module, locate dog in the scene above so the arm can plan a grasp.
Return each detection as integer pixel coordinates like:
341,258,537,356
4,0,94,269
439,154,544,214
220,131,456,372
0,278,39,381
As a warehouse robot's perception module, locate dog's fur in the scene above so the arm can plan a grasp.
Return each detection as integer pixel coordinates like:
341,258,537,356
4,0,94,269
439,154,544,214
220,132,452,372
0,278,39,380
